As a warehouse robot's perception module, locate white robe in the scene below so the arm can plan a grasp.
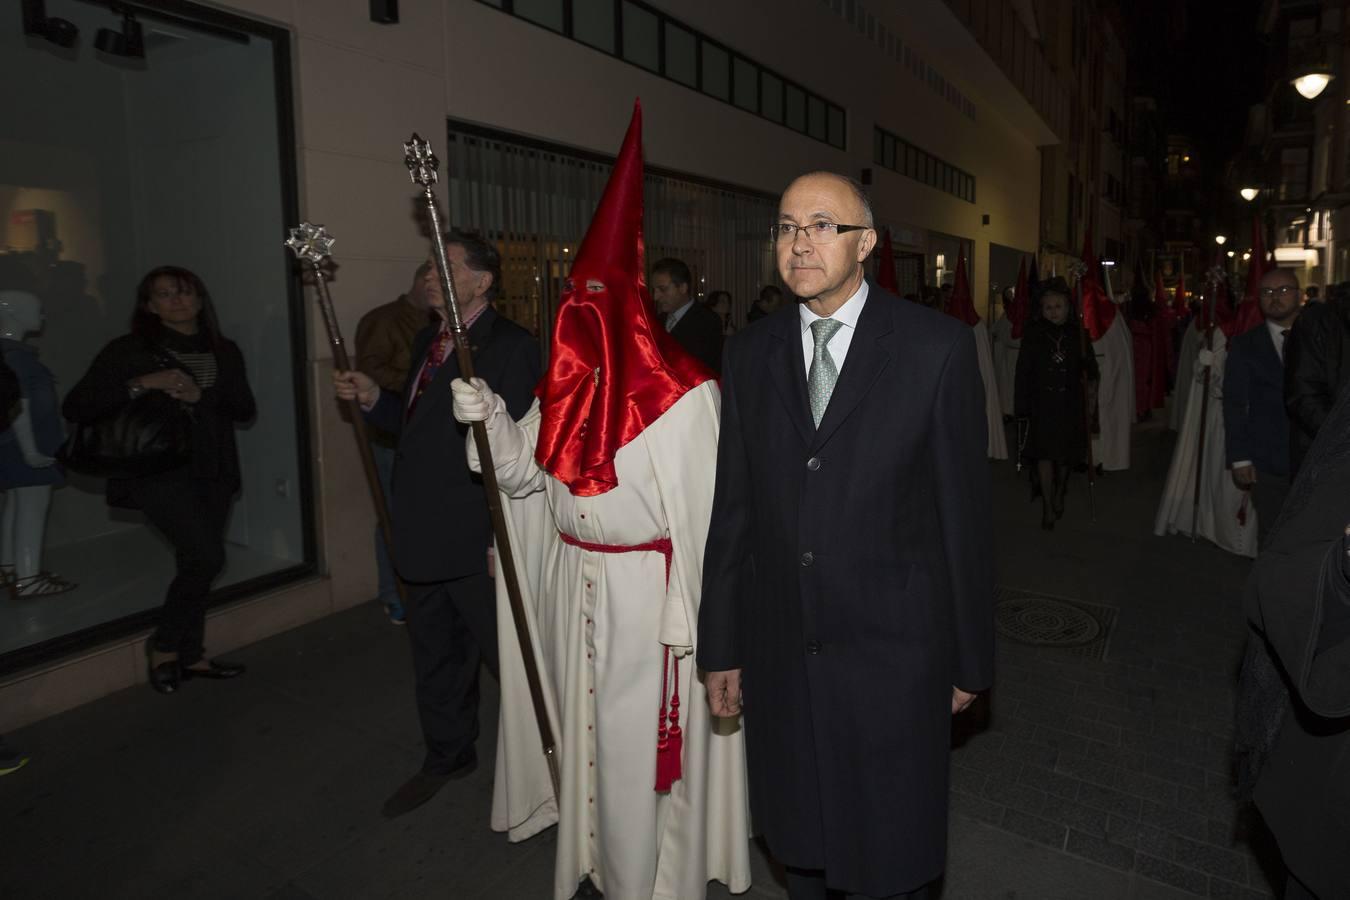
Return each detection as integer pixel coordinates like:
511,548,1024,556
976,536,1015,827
973,319,1009,459
1169,322,1201,432
1091,314,1135,472
473,383,752,900
1153,339,1257,557
990,316,1020,419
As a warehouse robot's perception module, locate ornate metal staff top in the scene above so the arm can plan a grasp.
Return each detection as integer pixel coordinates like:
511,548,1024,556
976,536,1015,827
403,134,470,343
284,222,343,349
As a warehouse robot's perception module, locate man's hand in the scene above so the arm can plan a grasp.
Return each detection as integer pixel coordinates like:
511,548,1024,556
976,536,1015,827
451,377,494,423
1231,464,1257,490
952,686,978,715
705,669,743,718
332,369,379,411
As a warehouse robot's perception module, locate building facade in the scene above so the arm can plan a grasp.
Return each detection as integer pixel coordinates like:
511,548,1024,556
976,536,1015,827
1,0,1055,726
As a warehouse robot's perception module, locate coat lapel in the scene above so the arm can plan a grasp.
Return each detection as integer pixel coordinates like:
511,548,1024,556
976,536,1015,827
810,287,893,452
403,307,497,436
767,312,816,446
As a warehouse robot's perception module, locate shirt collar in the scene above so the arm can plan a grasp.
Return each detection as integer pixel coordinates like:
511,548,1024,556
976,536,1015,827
799,278,869,333
1266,319,1288,341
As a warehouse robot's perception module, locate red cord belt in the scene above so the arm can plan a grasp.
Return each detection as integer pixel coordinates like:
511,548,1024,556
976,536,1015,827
557,530,683,793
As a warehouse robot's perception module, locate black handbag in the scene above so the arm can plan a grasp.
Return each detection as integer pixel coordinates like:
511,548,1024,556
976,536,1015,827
58,352,195,479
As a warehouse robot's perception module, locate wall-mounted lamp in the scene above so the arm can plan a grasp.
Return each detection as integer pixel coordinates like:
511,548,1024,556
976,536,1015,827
21,0,78,48
94,7,145,59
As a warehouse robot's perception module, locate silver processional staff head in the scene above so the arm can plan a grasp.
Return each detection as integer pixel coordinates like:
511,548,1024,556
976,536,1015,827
284,222,335,266
404,133,439,188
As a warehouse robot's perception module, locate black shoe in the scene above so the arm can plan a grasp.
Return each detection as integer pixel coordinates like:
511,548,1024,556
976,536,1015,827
0,736,29,776
381,752,477,818
180,659,246,681
145,644,180,695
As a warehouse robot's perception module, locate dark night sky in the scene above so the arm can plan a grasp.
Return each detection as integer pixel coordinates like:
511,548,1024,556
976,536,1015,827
1125,0,1267,163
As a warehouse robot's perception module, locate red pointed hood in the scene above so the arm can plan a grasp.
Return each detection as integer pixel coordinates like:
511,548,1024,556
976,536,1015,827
1079,228,1116,341
945,247,980,326
1009,256,1030,339
1174,272,1188,316
876,228,898,293
533,101,713,497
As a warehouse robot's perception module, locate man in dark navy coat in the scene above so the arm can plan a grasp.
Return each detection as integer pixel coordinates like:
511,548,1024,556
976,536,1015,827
1224,268,1300,545
334,231,540,818
698,172,993,899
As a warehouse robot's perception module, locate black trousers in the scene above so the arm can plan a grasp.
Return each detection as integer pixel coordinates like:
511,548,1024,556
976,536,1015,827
785,867,931,900
405,574,498,775
132,477,234,667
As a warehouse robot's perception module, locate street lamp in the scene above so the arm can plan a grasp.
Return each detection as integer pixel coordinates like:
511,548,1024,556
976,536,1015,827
1292,68,1333,100
1215,235,1228,246
1242,251,1252,261
1227,250,1236,259
1240,187,1259,202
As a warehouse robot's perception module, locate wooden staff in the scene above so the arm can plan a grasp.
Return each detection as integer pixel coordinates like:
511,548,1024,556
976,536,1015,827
1190,282,1220,542
403,134,560,801
285,223,404,604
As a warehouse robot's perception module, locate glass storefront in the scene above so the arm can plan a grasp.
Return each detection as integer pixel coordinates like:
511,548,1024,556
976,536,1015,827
0,0,313,670
440,120,779,336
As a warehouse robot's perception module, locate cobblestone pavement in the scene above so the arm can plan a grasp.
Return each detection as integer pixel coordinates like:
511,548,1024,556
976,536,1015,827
0,419,1276,899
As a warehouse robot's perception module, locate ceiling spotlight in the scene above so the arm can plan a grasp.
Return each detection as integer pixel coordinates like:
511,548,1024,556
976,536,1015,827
21,0,79,48
95,7,145,59
1240,187,1259,202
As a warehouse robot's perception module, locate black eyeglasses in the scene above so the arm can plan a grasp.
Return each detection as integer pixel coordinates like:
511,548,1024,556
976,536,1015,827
772,222,870,245
1258,285,1298,299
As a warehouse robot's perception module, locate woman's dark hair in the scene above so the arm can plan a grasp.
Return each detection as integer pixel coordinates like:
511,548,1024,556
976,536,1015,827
446,229,503,302
704,289,731,309
132,265,224,348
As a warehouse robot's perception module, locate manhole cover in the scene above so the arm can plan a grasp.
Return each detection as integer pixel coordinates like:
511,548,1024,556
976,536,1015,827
995,596,1102,647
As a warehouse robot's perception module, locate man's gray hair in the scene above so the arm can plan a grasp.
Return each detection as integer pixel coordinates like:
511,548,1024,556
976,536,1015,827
787,171,875,228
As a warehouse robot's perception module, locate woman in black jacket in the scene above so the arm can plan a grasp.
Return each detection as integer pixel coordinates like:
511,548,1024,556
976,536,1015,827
64,266,256,694
1015,280,1099,530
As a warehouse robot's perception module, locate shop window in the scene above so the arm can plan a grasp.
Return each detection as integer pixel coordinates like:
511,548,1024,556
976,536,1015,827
664,21,697,87
785,84,807,133
828,105,846,149
0,0,312,670
733,57,758,112
762,72,784,123
573,0,616,52
621,1,659,73
515,0,564,32
701,41,730,101
808,96,827,142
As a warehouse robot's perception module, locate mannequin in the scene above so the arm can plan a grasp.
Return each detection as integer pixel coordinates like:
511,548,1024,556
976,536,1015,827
0,289,74,597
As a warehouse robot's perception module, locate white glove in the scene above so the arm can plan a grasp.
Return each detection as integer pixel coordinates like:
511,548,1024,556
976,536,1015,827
1197,348,1215,368
669,644,693,659
451,377,495,423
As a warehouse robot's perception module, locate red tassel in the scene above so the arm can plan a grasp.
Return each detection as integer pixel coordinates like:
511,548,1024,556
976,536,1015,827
654,648,682,792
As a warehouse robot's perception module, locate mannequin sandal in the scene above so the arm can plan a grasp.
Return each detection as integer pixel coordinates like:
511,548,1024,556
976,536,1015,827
12,572,76,598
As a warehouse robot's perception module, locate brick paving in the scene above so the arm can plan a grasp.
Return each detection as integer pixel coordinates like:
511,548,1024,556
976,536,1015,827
0,418,1280,898
956,418,1279,899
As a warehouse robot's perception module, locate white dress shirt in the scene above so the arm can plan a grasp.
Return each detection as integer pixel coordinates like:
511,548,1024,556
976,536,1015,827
665,299,695,332
1268,319,1290,364
798,279,869,376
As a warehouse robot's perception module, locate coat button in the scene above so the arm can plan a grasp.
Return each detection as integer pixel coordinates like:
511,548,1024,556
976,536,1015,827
806,640,822,655
800,551,814,567
806,457,821,471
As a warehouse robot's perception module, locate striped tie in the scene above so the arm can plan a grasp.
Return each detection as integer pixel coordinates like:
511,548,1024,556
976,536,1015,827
808,318,844,427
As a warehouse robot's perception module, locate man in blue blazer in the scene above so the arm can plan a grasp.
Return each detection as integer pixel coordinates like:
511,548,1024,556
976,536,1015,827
698,172,993,899
1224,268,1300,546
